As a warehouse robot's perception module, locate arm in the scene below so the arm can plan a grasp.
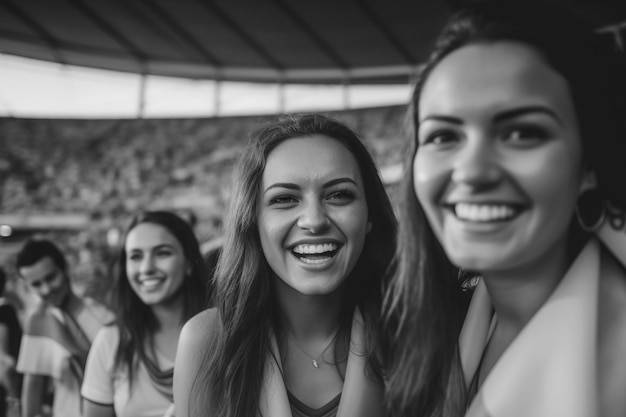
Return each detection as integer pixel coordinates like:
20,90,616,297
174,309,218,417
17,308,49,417
0,324,13,384
81,327,116,417
21,373,47,417
83,399,115,417
0,323,20,401
0,323,9,354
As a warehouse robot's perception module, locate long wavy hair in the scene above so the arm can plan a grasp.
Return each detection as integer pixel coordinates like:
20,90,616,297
382,2,626,416
113,210,208,383
189,113,397,417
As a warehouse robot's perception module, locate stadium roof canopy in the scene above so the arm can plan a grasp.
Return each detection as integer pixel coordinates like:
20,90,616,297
1,0,625,85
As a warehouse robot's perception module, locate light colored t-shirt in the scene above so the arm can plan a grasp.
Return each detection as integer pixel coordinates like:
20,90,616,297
17,299,113,417
81,326,174,417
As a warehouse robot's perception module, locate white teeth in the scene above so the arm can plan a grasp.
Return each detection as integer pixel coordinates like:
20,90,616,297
139,278,162,289
293,243,338,255
299,257,331,265
454,203,516,222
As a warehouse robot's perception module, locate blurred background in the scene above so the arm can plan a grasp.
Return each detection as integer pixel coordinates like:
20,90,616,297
1,0,624,311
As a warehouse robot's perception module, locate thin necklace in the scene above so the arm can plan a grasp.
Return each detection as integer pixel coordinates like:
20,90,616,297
286,327,340,369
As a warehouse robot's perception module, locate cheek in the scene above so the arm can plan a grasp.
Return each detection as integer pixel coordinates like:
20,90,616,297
517,148,583,213
413,151,448,220
340,205,370,258
52,275,68,291
258,213,289,253
170,258,187,280
125,263,137,279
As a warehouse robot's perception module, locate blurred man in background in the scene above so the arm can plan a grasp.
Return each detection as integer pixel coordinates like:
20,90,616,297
15,239,113,417
0,266,22,416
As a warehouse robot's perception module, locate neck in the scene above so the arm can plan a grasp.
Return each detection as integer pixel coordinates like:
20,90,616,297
274,277,345,341
151,294,185,332
481,235,575,334
62,291,83,314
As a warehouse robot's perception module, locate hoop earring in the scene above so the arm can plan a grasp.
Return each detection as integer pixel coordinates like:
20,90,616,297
575,188,606,232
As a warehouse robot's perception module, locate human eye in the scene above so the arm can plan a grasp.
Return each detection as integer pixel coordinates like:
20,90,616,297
156,248,173,257
419,128,459,147
127,252,142,262
502,125,550,145
268,194,299,207
326,189,357,203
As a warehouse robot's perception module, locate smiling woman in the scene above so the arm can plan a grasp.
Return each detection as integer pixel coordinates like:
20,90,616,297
414,41,585,274
382,2,626,417
173,114,397,417
80,211,208,417
258,135,370,297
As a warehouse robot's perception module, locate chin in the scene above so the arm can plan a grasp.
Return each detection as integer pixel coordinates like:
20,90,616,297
447,252,497,273
297,282,342,296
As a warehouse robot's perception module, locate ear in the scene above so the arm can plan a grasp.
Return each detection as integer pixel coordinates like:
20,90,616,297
366,221,373,234
579,170,598,194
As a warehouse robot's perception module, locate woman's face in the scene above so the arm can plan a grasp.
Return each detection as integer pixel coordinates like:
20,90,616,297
414,41,589,274
258,135,369,296
125,222,188,306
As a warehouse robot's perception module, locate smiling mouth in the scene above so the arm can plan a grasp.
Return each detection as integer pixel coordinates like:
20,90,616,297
450,202,524,222
292,243,339,264
138,277,164,289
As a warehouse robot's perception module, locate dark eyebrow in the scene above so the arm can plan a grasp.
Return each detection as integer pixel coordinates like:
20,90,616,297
264,178,357,194
324,178,357,188
128,244,174,252
153,244,174,250
42,270,57,281
493,106,562,125
419,115,463,125
264,183,300,193
420,106,562,126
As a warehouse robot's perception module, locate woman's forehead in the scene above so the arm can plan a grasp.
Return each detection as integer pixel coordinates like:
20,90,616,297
419,41,574,122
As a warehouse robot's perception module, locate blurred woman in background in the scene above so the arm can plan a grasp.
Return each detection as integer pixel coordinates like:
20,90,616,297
0,267,22,416
82,210,209,417
382,2,626,417
174,114,397,417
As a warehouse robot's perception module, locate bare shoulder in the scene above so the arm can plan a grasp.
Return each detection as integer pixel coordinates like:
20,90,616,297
180,308,220,350
177,308,221,370
82,297,115,324
174,308,220,417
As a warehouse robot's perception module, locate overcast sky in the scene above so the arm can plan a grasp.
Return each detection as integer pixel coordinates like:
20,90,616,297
0,54,413,119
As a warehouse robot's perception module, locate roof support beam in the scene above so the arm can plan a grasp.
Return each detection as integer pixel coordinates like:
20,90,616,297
68,0,148,72
199,0,285,71
356,0,417,65
2,0,66,64
141,0,222,67
274,0,349,70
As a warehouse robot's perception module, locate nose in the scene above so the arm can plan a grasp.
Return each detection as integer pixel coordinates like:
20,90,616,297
39,282,52,297
297,200,330,233
140,254,156,274
451,135,502,187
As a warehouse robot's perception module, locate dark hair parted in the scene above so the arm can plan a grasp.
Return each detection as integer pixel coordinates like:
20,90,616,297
16,239,68,274
190,113,397,417
0,267,6,294
382,2,626,416
113,210,208,385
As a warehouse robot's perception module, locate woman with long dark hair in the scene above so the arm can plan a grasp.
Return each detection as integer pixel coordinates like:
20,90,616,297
174,114,397,417
382,2,626,416
81,211,208,417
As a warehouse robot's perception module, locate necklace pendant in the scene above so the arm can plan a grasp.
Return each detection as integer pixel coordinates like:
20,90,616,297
312,359,319,368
